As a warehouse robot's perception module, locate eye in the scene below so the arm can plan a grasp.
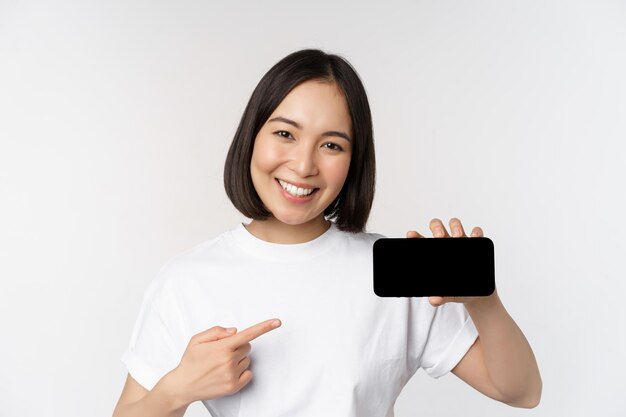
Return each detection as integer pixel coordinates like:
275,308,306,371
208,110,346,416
274,130,294,139
322,142,344,152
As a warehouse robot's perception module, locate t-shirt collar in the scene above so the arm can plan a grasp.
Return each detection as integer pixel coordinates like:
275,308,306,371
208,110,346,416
227,221,342,262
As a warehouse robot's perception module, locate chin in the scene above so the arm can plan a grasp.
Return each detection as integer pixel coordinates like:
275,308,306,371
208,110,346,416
272,212,317,226
274,217,312,226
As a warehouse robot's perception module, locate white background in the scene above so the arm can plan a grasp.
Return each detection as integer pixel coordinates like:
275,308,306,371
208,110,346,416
1,0,625,416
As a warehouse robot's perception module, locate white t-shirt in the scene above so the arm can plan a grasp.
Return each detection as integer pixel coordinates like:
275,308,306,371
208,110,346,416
121,222,478,417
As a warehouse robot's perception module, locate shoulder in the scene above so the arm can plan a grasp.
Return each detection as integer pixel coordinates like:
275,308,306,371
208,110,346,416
340,225,386,243
333,225,387,253
141,227,238,302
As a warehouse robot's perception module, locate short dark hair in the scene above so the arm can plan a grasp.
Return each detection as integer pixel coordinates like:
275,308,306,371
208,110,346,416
223,48,375,233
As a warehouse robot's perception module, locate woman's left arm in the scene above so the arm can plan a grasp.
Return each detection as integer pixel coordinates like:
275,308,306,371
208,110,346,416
407,218,542,408
450,290,542,408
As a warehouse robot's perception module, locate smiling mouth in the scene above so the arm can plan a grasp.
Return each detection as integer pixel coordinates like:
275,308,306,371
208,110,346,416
276,178,319,198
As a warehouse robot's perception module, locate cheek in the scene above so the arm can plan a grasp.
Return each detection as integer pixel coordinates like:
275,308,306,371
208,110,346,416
251,137,282,174
323,156,351,188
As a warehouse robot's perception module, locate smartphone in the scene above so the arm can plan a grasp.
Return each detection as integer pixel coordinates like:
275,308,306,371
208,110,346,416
372,237,495,297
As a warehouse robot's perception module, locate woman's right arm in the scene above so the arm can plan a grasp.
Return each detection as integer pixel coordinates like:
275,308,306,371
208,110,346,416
112,372,189,417
112,319,281,417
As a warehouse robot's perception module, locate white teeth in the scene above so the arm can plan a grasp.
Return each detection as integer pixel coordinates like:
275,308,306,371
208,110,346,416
278,179,315,197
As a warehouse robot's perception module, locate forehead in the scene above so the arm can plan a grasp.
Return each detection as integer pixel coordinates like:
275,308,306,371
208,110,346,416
269,80,352,132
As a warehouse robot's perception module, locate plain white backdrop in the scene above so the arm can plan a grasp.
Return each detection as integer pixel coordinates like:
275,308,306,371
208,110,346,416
1,0,625,416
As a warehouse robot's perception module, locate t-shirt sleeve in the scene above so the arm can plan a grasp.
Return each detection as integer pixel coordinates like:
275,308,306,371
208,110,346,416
409,298,479,379
121,293,181,391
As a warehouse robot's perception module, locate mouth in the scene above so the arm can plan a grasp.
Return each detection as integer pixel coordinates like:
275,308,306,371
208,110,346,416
276,178,319,198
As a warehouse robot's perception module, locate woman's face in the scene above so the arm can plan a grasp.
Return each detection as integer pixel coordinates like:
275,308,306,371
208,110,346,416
250,80,353,228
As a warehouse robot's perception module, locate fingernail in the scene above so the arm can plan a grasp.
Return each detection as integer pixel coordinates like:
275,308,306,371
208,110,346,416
226,327,236,333
271,320,281,328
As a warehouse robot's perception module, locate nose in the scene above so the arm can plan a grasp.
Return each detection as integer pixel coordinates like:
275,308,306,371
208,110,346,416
288,142,319,177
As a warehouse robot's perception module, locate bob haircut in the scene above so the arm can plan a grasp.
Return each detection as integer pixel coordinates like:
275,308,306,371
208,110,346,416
224,48,375,233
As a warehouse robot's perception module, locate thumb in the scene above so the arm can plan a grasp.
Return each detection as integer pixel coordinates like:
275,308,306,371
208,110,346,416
191,326,237,344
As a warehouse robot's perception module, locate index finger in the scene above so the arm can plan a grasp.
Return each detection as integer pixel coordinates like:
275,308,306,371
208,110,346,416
223,319,281,349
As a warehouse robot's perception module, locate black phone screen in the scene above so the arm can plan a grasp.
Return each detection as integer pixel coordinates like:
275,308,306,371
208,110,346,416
372,237,495,297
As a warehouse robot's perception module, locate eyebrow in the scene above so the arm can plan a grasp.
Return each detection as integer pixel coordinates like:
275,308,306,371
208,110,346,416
268,116,352,142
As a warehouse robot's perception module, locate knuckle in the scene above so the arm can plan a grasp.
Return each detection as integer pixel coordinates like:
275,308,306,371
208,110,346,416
214,339,229,350
227,363,241,378
224,380,238,394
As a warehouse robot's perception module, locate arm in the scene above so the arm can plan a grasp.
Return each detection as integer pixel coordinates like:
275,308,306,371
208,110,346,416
113,320,282,417
112,373,189,417
451,290,542,408
408,218,542,408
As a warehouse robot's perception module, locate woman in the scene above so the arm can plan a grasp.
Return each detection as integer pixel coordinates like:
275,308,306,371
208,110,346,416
113,48,541,417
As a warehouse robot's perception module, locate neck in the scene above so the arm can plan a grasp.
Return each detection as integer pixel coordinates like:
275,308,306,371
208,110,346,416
245,216,331,244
